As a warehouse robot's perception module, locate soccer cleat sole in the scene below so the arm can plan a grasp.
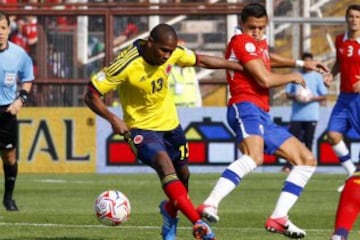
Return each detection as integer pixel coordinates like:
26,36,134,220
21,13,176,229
201,211,219,224
197,205,219,224
265,226,305,239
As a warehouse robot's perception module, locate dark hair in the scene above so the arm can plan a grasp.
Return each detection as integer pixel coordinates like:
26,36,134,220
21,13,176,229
301,52,313,60
240,3,267,23
149,23,177,42
0,11,10,26
346,4,360,17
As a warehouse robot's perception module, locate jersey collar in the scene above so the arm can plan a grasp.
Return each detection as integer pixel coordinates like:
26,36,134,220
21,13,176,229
343,32,360,43
0,41,9,52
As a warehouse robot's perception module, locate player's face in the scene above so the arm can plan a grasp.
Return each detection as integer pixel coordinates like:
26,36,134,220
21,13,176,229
241,16,267,42
148,37,177,65
0,18,10,50
346,9,360,33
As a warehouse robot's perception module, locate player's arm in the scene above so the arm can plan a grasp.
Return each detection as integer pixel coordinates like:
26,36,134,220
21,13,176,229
195,54,244,72
84,83,129,135
322,59,339,88
270,52,329,73
244,58,304,88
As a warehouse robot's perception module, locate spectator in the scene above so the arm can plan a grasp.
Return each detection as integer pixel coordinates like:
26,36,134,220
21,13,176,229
282,52,328,172
10,17,29,52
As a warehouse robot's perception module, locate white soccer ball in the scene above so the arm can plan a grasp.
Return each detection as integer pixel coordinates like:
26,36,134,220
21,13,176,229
94,190,131,226
295,87,312,103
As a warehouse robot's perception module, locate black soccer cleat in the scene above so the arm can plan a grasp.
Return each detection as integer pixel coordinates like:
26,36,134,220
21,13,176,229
3,199,19,211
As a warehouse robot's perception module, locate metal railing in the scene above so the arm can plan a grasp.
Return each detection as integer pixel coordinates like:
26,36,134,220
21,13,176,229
1,1,347,106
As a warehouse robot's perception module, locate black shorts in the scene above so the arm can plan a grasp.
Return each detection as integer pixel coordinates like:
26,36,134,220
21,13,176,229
0,105,17,150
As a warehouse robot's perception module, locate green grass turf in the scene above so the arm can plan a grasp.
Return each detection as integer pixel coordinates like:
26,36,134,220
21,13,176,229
0,172,359,240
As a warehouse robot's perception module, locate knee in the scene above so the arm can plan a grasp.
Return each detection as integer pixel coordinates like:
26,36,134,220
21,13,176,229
327,132,342,145
249,153,263,166
1,150,16,165
297,154,317,167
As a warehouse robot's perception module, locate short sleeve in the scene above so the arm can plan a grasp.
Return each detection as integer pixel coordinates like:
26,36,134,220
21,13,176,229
19,53,34,82
173,46,197,67
231,35,260,65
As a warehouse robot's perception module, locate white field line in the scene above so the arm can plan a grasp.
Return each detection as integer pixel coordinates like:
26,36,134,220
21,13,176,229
0,222,333,233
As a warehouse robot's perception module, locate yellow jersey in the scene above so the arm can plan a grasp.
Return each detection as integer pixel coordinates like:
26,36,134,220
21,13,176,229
90,39,197,131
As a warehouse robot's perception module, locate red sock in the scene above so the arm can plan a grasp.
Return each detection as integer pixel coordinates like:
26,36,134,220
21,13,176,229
335,176,360,231
163,180,200,224
165,200,178,218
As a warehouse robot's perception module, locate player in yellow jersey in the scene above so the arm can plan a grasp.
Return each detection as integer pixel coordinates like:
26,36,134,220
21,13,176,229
84,23,243,240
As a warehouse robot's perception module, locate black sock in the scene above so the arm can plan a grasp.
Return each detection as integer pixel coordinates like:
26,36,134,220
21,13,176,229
3,162,17,201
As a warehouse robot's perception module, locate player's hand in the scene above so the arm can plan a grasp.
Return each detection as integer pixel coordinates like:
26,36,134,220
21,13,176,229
292,73,306,88
323,72,333,88
352,75,360,93
6,98,23,115
109,115,129,135
304,60,329,74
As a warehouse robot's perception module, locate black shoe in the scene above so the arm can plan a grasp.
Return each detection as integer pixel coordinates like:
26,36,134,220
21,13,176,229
3,199,19,211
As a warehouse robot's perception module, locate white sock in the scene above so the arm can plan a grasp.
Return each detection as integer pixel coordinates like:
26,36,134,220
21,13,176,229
341,160,356,176
271,165,315,218
333,141,356,175
332,140,349,157
204,155,257,207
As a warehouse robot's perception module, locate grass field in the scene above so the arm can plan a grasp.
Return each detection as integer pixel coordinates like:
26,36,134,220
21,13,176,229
0,172,359,240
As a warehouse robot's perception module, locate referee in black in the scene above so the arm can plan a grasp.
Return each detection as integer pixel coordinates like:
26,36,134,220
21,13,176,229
0,11,34,211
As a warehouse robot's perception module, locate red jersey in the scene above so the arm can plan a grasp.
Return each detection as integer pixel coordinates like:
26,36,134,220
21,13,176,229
23,17,38,44
225,33,271,111
335,33,360,93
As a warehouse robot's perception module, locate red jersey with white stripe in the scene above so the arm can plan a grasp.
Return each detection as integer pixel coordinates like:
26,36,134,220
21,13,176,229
335,33,360,93
225,33,271,111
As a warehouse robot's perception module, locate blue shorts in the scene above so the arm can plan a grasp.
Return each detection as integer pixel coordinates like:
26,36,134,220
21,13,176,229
130,125,189,168
327,93,359,135
227,102,292,155
348,95,360,135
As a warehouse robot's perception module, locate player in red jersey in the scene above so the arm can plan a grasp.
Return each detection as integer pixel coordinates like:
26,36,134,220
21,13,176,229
331,80,360,240
329,4,360,240
197,3,328,239
325,4,360,193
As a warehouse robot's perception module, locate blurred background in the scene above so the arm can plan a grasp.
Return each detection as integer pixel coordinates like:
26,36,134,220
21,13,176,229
0,0,347,107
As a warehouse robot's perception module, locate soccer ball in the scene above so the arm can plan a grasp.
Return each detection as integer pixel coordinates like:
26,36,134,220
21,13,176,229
94,190,131,226
295,87,312,103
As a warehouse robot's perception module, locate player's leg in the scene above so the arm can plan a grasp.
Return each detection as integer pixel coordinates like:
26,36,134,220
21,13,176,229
162,125,191,219
2,148,18,211
198,102,262,223
282,121,302,172
331,174,360,240
328,131,355,176
153,152,214,240
265,125,316,239
0,112,19,211
158,126,189,239
133,129,215,240
327,101,356,186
